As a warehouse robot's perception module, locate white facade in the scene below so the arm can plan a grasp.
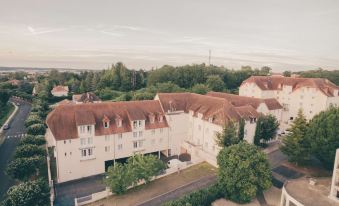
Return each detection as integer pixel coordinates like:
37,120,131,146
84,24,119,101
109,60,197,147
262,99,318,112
330,149,339,201
240,78,339,130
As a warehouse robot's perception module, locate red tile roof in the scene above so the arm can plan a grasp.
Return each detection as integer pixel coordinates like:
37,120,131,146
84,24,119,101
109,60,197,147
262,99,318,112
207,92,282,110
46,100,168,140
52,85,69,93
157,93,259,125
241,76,339,97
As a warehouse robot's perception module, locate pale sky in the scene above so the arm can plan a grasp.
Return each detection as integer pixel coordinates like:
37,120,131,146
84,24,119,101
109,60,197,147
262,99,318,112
0,0,339,71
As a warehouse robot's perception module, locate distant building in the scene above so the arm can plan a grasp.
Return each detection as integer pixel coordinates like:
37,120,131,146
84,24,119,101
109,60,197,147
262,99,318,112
330,148,339,201
7,79,20,86
46,93,259,183
51,86,69,97
239,76,339,129
72,92,101,104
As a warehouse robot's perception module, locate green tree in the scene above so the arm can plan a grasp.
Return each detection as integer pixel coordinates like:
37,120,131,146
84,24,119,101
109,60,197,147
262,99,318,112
14,144,45,159
25,114,43,127
27,123,46,136
105,162,134,195
19,135,46,146
6,156,44,181
307,107,339,169
191,84,209,94
206,75,225,92
238,118,245,141
128,154,166,184
254,115,279,146
215,121,239,147
283,71,292,77
281,110,311,165
217,142,272,203
2,179,50,206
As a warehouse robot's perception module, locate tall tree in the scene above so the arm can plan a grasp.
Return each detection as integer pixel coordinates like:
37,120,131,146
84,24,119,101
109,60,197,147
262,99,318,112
217,142,272,203
215,120,239,147
206,75,225,92
307,107,339,169
253,115,279,146
281,109,311,165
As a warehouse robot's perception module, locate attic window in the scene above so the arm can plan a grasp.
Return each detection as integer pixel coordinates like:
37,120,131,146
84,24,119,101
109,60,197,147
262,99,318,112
115,116,122,127
158,115,163,122
104,121,109,128
208,117,213,123
149,113,155,124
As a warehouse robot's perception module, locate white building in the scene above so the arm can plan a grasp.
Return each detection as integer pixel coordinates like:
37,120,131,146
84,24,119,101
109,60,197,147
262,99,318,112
330,148,339,201
46,93,260,183
51,85,69,97
239,76,339,129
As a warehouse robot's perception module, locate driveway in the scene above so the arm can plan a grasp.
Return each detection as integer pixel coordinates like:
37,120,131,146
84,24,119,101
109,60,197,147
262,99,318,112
0,99,31,200
54,174,106,206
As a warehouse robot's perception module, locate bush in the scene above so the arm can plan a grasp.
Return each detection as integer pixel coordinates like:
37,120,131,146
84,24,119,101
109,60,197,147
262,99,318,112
217,142,272,203
6,156,45,181
163,184,223,206
25,115,43,127
191,84,209,94
27,123,46,136
14,144,45,159
2,179,50,206
19,135,46,146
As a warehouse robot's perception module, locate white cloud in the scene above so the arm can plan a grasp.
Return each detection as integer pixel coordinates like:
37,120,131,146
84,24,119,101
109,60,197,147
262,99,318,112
26,26,66,35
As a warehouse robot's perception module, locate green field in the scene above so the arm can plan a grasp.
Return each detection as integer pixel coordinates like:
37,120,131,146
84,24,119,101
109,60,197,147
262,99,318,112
0,103,15,128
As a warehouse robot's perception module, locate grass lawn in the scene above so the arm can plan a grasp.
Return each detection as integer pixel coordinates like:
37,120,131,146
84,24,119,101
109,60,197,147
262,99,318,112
0,103,14,128
87,162,217,206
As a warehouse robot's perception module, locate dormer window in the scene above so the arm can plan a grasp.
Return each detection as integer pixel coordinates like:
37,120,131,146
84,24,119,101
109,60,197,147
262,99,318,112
104,122,109,128
102,115,110,128
149,113,155,124
158,115,163,123
115,115,122,127
208,117,213,123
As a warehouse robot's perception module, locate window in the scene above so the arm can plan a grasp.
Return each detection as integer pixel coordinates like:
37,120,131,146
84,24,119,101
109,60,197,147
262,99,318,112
105,135,110,141
88,137,93,144
133,141,138,149
139,141,143,147
80,126,85,133
65,153,67,156
160,128,163,133
69,140,71,143
80,138,86,146
118,144,123,150
88,148,93,156
87,125,92,133
104,122,109,128
133,132,138,138
81,149,87,157
290,117,294,120
105,146,110,152
151,129,155,135
159,115,163,122
133,121,137,129
139,131,143,137
64,140,66,144
118,133,122,139
138,120,142,127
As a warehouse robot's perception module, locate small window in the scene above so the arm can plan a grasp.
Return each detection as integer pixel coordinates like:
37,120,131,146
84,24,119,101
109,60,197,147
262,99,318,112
64,140,66,144
80,138,86,146
65,153,67,156
69,140,71,143
133,132,138,138
105,146,110,152
290,117,294,120
133,121,137,129
138,120,142,127
133,141,138,149
87,125,92,133
151,129,155,135
104,122,109,128
88,137,93,144
139,141,143,147
105,135,110,141
118,133,122,139
160,128,163,133
70,152,72,155
139,131,143,137
118,144,122,150
88,148,93,156
81,149,86,157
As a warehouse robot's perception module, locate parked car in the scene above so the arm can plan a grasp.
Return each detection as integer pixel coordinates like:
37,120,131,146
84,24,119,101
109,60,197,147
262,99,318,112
3,124,9,130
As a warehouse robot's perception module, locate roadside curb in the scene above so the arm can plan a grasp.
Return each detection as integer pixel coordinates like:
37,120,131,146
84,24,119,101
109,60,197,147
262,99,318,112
0,102,19,146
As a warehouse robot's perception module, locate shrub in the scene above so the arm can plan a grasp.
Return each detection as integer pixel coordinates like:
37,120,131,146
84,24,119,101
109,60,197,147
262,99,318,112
14,144,45,159
19,135,46,146
6,156,45,181
27,123,46,136
25,114,43,127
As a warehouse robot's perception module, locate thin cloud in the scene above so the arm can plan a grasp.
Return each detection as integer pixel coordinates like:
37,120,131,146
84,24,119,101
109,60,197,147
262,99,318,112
27,26,66,35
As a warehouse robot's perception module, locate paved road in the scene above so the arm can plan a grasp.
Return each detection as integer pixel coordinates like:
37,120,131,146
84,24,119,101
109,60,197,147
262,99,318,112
0,100,31,200
267,149,287,169
137,175,216,206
